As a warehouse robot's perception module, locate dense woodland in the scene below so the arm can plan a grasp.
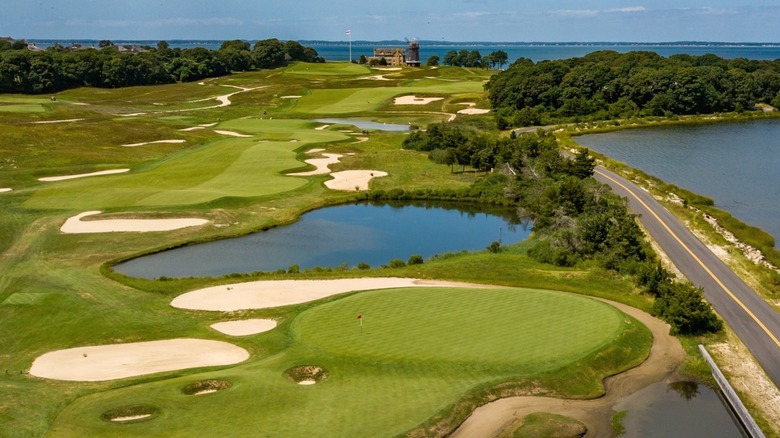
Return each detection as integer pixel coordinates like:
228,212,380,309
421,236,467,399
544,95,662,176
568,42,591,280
403,125,722,335
0,38,323,93
486,50,780,128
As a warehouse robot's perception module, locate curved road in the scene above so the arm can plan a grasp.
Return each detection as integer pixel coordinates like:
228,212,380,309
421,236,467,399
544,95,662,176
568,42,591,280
594,166,780,388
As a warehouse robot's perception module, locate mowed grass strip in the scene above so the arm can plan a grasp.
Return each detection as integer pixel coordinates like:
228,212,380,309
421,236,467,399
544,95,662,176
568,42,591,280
295,287,624,370
21,119,352,210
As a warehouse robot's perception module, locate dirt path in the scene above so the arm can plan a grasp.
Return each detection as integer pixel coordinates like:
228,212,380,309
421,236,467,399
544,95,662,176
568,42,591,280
451,299,685,438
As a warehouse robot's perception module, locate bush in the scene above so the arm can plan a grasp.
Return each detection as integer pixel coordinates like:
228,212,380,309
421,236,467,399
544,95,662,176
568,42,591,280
407,254,424,265
287,264,300,274
356,262,371,270
486,241,501,253
652,282,723,335
388,259,406,268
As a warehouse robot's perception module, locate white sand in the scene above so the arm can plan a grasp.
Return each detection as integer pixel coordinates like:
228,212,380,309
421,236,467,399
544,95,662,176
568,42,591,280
122,139,186,147
325,170,387,191
281,95,302,99
214,130,253,138
29,338,249,382
172,278,480,312
298,380,317,385
394,95,444,105
30,118,85,124
315,124,330,131
307,148,326,153
289,153,343,176
0,188,12,193
179,126,205,131
61,211,208,234
374,67,402,71
39,169,130,182
457,108,490,115
111,414,152,422
211,319,278,336
364,75,391,81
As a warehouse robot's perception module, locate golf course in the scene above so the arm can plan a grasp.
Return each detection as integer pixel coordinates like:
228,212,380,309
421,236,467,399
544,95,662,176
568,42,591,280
1,61,660,436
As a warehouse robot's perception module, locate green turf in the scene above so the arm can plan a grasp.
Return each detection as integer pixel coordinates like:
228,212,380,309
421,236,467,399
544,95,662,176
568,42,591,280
44,287,636,437
0,63,655,437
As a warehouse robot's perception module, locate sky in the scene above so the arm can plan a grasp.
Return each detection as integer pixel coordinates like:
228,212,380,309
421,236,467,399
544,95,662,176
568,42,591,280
3,1,780,42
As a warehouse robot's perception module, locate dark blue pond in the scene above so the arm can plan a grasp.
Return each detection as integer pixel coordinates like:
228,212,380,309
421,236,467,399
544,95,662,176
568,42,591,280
114,202,530,279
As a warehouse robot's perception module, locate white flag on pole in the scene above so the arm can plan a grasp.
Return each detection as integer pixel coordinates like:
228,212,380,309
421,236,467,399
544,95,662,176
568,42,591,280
346,30,351,35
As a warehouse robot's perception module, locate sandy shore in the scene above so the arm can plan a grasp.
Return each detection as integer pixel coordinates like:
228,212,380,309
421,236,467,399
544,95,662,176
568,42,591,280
211,319,278,336
325,170,387,191
38,169,129,182
61,211,208,233
172,278,482,312
29,338,249,382
450,299,684,438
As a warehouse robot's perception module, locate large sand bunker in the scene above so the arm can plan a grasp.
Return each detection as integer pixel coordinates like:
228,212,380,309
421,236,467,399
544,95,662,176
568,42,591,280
394,96,444,105
122,139,186,147
39,169,129,182
61,211,208,233
289,153,343,176
0,188,11,193
29,338,249,382
172,278,474,312
325,170,387,191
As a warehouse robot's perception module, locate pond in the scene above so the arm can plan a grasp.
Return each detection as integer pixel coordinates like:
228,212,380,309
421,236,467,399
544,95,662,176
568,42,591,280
313,118,412,131
615,380,745,437
114,201,530,279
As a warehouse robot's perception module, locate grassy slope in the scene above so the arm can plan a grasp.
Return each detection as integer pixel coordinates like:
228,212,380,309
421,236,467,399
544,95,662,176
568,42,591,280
0,64,652,437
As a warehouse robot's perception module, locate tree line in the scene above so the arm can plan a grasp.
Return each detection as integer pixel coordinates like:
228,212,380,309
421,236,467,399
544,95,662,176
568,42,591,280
0,38,324,94
404,123,722,335
485,50,780,128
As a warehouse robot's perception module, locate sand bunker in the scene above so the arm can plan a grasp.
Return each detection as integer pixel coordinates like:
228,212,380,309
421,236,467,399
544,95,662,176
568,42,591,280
31,118,85,124
122,139,186,147
289,153,343,176
39,169,130,182
458,108,490,115
315,124,330,131
211,319,278,336
214,130,253,138
0,188,12,193
394,96,444,105
281,95,302,99
172,278,476,312
325,170,387,191
61,211,208,234
29,338,249,382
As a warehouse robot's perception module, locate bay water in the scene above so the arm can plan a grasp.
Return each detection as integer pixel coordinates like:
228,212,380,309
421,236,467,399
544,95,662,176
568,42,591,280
577,120,780,248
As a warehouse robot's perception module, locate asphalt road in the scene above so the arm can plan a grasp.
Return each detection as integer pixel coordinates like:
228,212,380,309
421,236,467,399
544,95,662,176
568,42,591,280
594,166,780,388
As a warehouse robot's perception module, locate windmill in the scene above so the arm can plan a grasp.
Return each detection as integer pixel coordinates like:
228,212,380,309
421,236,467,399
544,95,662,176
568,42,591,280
405,37,421,67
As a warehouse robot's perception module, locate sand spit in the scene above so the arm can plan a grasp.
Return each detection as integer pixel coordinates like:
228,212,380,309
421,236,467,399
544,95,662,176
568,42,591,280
394,96,444,105
211,319,278,336
325,170,387,191
61,211,208,234
122,139,186,147
172,278,476,312
39,169,130,182
29,338,249,382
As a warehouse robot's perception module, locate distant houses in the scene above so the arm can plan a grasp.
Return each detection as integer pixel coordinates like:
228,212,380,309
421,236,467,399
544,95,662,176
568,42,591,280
366,39,421,67
0,37,147,53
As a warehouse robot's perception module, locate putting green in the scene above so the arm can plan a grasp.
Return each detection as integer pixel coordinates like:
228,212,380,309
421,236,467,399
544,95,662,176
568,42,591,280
294,287,624,369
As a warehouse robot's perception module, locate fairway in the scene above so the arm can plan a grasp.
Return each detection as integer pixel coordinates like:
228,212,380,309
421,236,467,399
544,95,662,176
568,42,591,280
45,286,641,437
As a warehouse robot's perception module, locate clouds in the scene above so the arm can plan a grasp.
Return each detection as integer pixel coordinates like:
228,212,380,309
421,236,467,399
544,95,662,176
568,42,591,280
3,1,780,42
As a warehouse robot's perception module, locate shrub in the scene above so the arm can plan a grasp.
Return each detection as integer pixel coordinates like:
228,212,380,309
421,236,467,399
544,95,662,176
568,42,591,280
388,259,406,268
407,254,424,265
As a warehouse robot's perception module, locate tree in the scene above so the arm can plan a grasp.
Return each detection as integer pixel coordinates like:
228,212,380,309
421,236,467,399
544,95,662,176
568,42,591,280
426,55,440,66
568,148,597,179
98,40,114,49
252,38,287,69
